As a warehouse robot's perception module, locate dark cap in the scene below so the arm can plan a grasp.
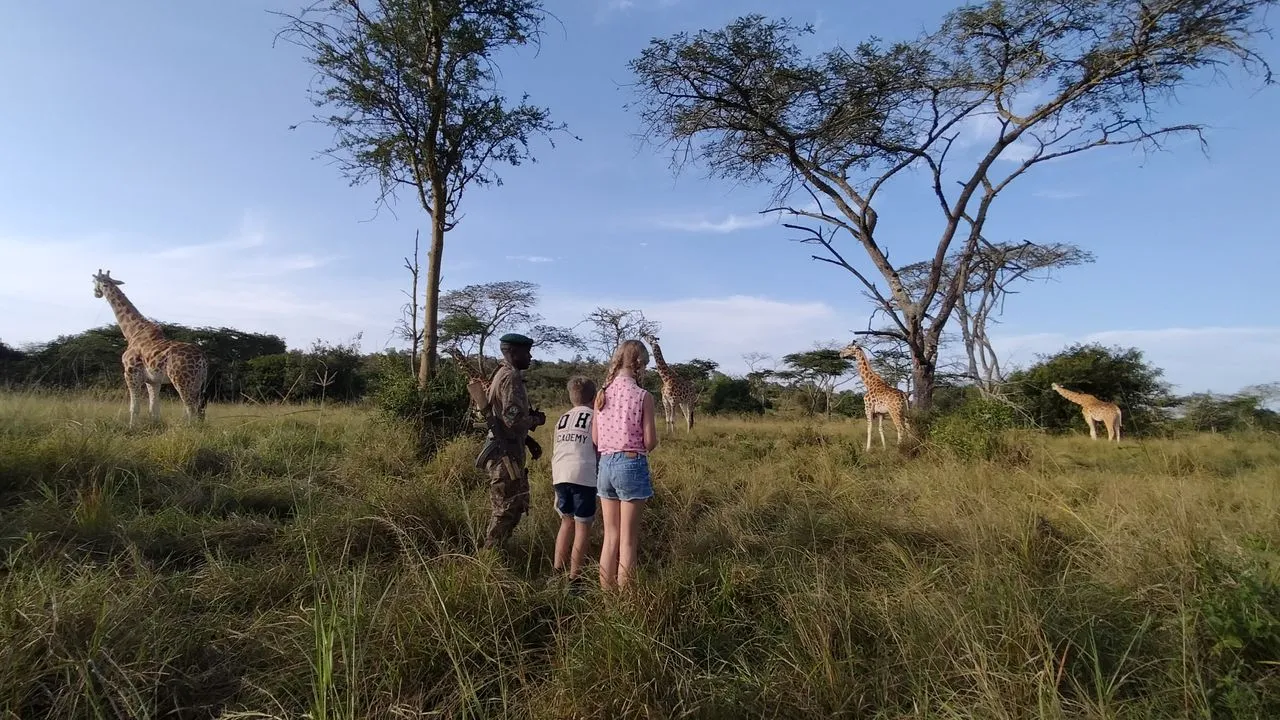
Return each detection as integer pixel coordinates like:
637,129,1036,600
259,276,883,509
498,332,534,347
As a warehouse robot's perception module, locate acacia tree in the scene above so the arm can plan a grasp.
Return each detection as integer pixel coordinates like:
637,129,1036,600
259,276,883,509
890,240,1095,393
578,307,660,361
627,0,1275,409
440,280,539,361
440,280,583,366
277,0,571,387
781,348,854,417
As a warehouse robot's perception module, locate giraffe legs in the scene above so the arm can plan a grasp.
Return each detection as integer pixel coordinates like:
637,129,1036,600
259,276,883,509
124,363,146,427
146,383,162,422
680,402,694,432
1103,413,1121,442
1084,411,1099,440
173,376,207,422
661,395,676,434
887,408,905,445
877,414,887,448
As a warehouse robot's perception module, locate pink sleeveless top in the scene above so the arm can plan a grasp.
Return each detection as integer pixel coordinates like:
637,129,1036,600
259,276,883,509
595,375,648,454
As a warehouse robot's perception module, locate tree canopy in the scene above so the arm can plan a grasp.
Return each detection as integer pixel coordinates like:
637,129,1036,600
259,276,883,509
627,0,1275,408
1007,342,1174,434
277,0,571,386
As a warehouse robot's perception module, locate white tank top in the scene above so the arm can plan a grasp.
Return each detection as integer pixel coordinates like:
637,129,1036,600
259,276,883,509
551,405,597,486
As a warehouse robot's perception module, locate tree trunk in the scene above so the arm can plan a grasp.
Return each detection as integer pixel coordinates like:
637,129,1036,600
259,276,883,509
417,210,446,388
911,355,936,412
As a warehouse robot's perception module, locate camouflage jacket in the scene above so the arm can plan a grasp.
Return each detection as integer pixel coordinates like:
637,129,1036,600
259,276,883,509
487,361,533,454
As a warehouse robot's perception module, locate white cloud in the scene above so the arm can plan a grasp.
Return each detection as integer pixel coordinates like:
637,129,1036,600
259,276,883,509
0,215,387,351
990,326,1280,395
593,0,679,23
506,255,554,263
947,86,1054,165
539,293,851,373
653,212,779,234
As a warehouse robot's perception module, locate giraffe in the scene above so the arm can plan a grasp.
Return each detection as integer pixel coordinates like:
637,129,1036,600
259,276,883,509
91,269,208,425
839,342,911,450
445,345,541,460
1051,383,1122,442
445,346,492,424
640,333,698,433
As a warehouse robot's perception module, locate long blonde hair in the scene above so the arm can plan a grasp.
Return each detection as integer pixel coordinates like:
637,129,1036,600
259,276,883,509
595,339,650,411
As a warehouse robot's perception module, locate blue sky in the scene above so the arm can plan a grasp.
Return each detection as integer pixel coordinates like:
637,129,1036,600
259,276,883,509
1,0,1277,395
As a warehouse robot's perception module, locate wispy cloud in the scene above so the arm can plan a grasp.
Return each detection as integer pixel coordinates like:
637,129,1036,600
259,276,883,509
654,211,778,234
593,0,680,23
947,86,1054,164
991,326,1280,395
0,213,377,350
506,255,554,263
539,292,850,373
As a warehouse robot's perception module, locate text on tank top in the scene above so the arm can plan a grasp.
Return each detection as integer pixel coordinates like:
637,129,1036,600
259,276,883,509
551,406,597,486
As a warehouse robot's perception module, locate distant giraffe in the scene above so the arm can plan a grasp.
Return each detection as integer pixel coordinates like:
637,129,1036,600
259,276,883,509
1052,383,1122,442
839,342,911,450
445,346,541,455
445,346,494,424
640,333,697,433
91,269,207,425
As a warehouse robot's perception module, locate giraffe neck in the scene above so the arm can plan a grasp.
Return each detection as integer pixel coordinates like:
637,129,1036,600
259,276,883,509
102,283,164,346
649,341,676,383
1054,386,1097,406
856,355,891,390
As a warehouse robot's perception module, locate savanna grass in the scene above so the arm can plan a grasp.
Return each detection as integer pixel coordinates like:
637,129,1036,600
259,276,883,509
1,390,1277,718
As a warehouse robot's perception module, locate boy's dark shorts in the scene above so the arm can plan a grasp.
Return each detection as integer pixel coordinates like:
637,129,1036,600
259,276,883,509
553,483,597,523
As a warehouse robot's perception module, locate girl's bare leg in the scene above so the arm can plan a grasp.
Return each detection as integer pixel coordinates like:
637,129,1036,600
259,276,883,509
598,498,621,590
617,499,646,589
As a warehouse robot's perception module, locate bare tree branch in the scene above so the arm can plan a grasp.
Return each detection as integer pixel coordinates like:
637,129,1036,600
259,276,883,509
626,1,1275,407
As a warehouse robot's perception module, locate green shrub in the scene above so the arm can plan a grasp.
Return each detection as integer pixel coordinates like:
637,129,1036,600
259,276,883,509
1195,541,1280,718
928,396,1023,461
371,361,474,458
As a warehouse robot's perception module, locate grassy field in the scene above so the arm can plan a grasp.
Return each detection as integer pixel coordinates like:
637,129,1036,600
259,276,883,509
1,391,1278,719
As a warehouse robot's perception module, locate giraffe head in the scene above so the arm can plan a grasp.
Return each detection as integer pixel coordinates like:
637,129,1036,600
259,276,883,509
640,332,658,345
838,342,864,361
92,269,124,298
1050,382,1062,391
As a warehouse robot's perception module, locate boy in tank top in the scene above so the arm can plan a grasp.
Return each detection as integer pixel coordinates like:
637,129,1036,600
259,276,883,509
550,376,599,591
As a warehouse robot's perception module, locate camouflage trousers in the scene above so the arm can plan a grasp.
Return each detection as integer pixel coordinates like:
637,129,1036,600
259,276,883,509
482,458,529,549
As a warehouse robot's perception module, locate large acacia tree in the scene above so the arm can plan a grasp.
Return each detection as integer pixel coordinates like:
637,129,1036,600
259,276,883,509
278,0,571,387
627,0,1274,409
439,279,583,364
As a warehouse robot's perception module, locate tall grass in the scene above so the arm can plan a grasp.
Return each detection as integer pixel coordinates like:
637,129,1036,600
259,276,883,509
1,391,1277,718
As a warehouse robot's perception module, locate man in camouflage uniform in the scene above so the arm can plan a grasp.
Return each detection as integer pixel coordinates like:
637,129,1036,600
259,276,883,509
482,333,546,549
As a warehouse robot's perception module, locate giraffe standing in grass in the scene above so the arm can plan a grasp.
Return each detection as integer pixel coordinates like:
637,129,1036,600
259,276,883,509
839,342,911,450
91,269,207,425
640,333,698,433
1052,383,1122,442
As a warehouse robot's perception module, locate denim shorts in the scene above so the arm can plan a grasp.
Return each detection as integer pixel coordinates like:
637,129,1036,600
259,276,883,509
554,483,597,523
597,452,653,502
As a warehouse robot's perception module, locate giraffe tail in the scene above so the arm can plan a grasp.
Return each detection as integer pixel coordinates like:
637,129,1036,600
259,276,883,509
198,380,210,418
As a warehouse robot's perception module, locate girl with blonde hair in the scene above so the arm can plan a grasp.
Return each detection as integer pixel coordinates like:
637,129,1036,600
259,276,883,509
591,339,659,590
